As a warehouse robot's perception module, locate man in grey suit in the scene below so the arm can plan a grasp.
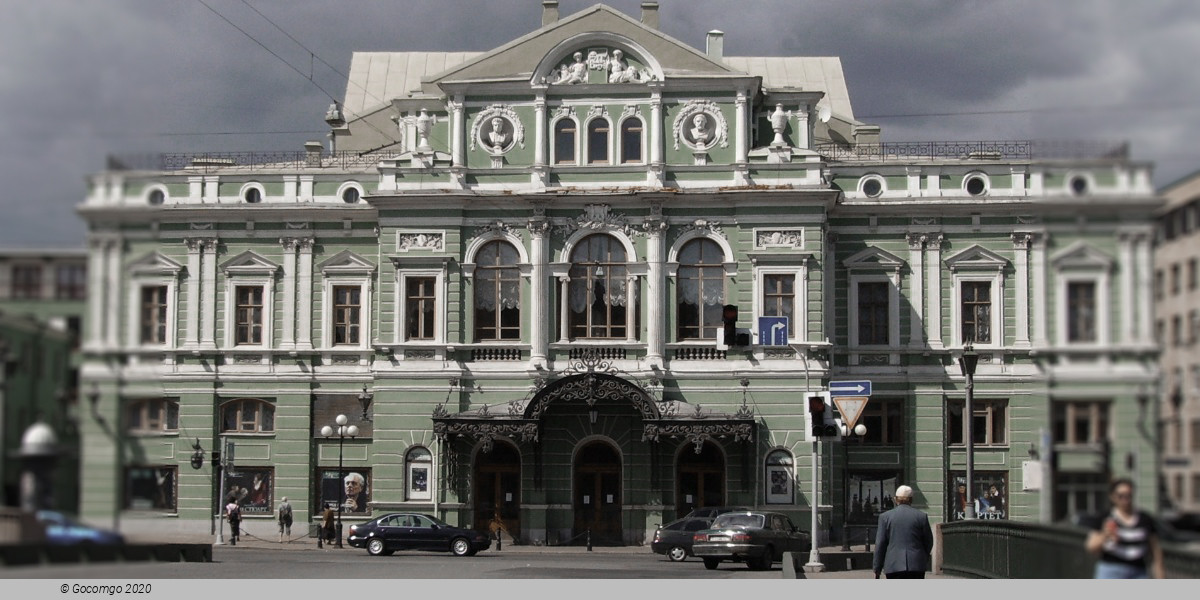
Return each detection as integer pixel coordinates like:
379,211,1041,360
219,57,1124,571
873,485,934,579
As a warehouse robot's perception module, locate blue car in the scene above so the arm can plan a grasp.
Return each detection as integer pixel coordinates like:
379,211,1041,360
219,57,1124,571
36,511,125,545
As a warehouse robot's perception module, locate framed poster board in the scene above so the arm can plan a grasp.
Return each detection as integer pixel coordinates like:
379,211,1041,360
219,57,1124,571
949,471,1008,521
766,465,794,504
318,468,372,514
846,471,900,523
225,467,273,515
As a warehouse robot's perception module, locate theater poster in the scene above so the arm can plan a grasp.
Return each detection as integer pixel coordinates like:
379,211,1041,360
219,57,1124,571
846,471,900,522
949,471,1008,521
224,467,273,515
319,468,371,514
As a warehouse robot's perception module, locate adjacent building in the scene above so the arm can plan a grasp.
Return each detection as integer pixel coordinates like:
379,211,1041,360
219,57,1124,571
1157,171,1200,514
77,3,1161,544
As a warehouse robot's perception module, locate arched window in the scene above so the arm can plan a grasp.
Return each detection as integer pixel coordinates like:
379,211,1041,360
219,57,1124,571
474,241,521,341
555,120,576,164
676,238,725,340
587,119,610,164
126,399,179,433
406,446,432,501
765,450,794,504
220,399,275,433
569,234,630,339
621,119,643,164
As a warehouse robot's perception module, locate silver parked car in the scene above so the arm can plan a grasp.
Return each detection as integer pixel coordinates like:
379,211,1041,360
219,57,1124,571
691,511,811,570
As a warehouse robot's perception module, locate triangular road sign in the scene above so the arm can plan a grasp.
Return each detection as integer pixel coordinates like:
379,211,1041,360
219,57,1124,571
834,396,869,431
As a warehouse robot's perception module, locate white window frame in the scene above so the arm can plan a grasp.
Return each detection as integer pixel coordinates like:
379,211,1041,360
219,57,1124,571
946,245,1007,349
405,446,433,502
550,113,581,166
337,181,365,204
962,171,991,197
238,181,266,204
752,265,806,343
221,251,279,349
584,115,614,165
141,183,170,206
462,234,529,343
617,115,646,165
126,252,182,350
319,251,375,350
396,269,446,344
858,174,887,199
843,247,904,350
1051,241,1113,348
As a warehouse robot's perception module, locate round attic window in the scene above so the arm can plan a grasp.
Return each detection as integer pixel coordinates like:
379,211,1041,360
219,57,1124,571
147,189,165,205
965,175,988,196
342,187,360,204
244,187,262,203
1070,175,1089,195
861,177,883,198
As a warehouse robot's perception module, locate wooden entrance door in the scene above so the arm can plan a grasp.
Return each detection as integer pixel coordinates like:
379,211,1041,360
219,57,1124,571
473,442,520,538
676,442,725,519
573,441,622,544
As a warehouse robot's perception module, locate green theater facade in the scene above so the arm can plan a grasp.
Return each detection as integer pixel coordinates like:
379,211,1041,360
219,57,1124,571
78,4,1161,544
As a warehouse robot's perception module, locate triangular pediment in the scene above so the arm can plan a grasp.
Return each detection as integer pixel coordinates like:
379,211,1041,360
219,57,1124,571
843,247,905,271
945,244,1008,272
1051,241,1113,270
129,251,183,277
318,250,376,276
220,250,278,276
426,5,739,89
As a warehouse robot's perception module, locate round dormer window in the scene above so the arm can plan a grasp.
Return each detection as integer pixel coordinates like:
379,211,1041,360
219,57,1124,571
965,175,988,196
861,176,884,198
342,187,360,204
148,189,165,205
244,187,262,203
1069,175,1089,195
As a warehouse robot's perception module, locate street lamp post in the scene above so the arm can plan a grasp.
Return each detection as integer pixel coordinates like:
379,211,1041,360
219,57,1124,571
321,414,359,549
958,343,979,520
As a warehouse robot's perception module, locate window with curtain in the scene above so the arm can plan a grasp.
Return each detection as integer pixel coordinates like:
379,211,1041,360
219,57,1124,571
474,241,521,341
568,234,629,339
676,238,725,340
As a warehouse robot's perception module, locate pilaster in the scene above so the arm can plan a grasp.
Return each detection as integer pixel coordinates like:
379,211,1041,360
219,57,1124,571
297,238,315,349
1012,233,1031,348
906,233,925,347
925,234,943,348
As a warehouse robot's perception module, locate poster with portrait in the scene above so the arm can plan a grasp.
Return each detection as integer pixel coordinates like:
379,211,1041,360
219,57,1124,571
847,471,900,523
319,468,371,514
224,467,273,515
948,471,1008,521
126,466,177,511
765,465,794,504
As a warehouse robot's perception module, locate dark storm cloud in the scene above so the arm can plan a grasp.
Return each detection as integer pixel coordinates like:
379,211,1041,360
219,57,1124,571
2,0,1198,246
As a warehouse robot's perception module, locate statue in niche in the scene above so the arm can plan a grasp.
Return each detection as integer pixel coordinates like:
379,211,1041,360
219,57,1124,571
485,117,509,153
770,104,789,146
552,52,588,84
689,113,711,146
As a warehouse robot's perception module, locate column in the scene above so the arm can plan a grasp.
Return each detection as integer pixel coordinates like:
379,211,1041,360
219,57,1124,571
926,234,943,348
906,233,924,347
1012,233,1031,348
645,214,667,365
529,220,550,365
297,238,314,349
626,272,638,343
649,87,663,165
200,239,217,347
1118,232,1136,344
280,238,298,349
1135,233,1153,344
533,92,547,167
795,104,810,150
735,89,748,163
184,238,202,347
451,95,465,167
87,239,107,348
558,276,570,342
104,239,121,349
1031,233,1049,347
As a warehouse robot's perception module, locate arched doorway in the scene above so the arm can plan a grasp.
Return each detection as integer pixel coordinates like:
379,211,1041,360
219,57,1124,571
676,442,725,519
473,441,521,538
573,440,622,544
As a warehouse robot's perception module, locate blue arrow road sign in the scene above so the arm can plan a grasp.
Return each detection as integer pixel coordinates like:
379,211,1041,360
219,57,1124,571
757,316,789,346
829,380,872,396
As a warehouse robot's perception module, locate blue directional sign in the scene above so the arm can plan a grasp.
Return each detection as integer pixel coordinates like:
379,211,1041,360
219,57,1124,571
757,316,789,346
829,380,872,396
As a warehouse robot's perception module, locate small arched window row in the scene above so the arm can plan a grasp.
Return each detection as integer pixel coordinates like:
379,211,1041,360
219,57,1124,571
220,398,275,434
127,398,179,433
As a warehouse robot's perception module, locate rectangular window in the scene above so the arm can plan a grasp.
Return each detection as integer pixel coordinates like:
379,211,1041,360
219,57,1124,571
1172,263,1181,295
621,120,643,163
139,285,168,344
961,281,991,344
234,286,264,345
1067,281,1096,343
125,466,177,511
762,274,795,337
587,121,609,164
332,285,361,345
1190,310,1200,346
1193,474,1200,504
857,281,889,345
1189,258,1198,291
1192,419,1200,453
406,277,436,340
1052,401,1110,445
1154,269,1164,301
1173,315,1183,347
55,264,87,300
127,399,178,433
949,399,1008,446
1054,472,1107,522
854,398,903,445
555,121,576,164
11,265,42,299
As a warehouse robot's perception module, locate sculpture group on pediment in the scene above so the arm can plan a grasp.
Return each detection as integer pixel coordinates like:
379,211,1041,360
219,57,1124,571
551,51,589,84
549,47,653,85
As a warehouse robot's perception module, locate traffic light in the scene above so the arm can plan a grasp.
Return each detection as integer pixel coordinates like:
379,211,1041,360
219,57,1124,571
807,392,841,439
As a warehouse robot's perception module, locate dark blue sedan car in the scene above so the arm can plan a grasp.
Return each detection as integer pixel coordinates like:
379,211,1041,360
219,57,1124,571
348,513,490,557
36,511,125,545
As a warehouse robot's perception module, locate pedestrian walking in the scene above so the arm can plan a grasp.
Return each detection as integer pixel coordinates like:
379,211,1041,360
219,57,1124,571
318,506,336,548
225,499,242,545
873,485,934,579
278,496,293,543
1086,478,1165,579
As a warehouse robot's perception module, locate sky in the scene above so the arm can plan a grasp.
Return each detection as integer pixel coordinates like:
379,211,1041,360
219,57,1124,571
2,0,1198,247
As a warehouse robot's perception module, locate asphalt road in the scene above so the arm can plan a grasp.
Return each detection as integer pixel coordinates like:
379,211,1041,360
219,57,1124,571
1,547,794,580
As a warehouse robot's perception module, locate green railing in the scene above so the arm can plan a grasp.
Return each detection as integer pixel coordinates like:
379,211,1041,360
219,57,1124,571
941,521,1200,578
